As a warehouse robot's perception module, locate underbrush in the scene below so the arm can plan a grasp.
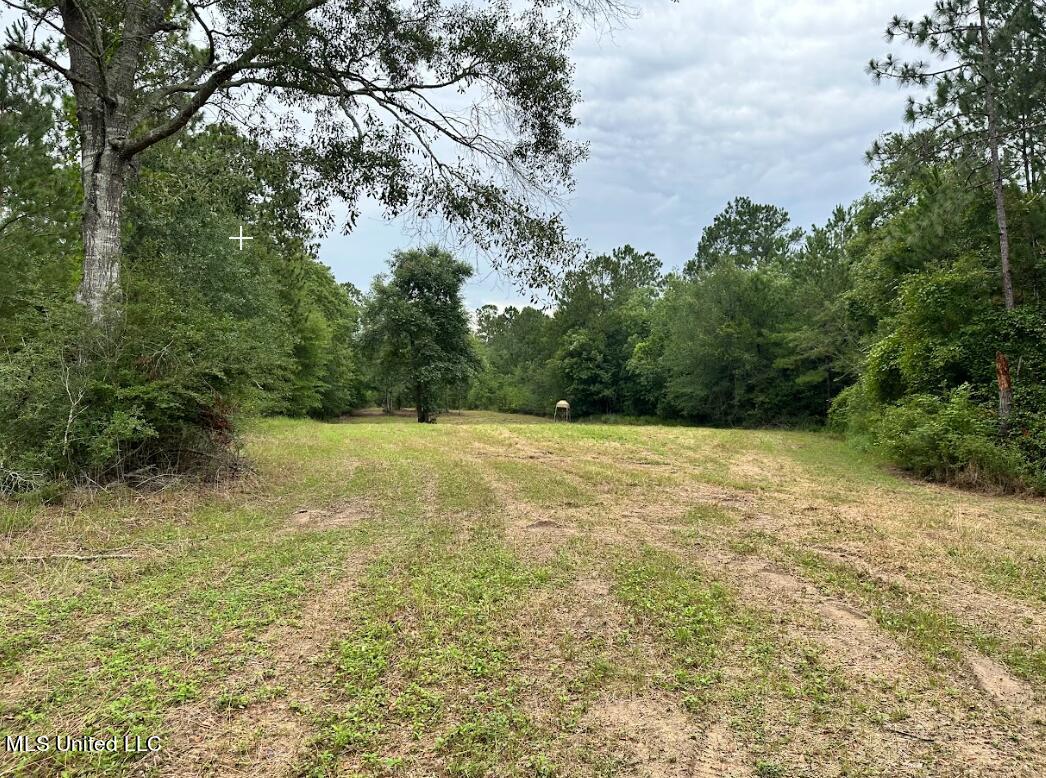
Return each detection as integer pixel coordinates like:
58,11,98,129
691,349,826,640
0,302,255,495
832,383,1046,495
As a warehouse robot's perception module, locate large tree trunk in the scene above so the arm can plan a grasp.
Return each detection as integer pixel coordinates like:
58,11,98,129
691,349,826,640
59,0,154,326
76,145,129,322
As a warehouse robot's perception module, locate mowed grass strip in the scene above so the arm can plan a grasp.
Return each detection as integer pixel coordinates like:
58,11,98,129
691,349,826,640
0,518,368,774
0,418,435,775
606,544,874,775
299,516,568,775
0,412,1043,776
712,522,1046,688
788,547,1046,685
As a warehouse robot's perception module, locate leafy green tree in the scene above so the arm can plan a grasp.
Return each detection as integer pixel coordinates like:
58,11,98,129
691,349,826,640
0,51,79,347
870,0,1046,426
651,267,799,425
550,246,663,416
281,263,366,417
644,201,831,425
2,0,606,324
1,120,366,488
123,123,365,418
869,0,1038,309
471,305,556,413
830,155,1046,491
685,197,803,275
774,205,864,413
361,247,480,423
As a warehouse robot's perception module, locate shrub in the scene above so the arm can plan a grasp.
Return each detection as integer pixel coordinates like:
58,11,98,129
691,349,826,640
873,387,1043,493
0,297,258,491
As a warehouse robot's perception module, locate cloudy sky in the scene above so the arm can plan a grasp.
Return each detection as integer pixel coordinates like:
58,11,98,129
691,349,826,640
322,0,927,308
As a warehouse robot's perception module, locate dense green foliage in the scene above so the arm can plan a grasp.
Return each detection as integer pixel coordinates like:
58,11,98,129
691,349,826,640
3,1,1044,495
468,206,860,427
463,0,1046,493
470,174,1045,490
360,247,480,423
2,0,593,328
0,64,365,489
0,53,79,347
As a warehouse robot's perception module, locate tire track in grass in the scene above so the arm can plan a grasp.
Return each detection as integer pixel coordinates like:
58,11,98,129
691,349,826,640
603,540,955,776
467,420,1046,774
675,528,1045,774
0,437,435,777
531,430,1046,765
465,424,941,773
152,534,386,777
146,451,435,777
290,441,580,777
0,525,366,777
297,527,568,776
601,543,777,777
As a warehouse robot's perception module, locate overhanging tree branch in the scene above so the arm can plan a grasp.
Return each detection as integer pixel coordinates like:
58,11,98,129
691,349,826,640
116,0,331,158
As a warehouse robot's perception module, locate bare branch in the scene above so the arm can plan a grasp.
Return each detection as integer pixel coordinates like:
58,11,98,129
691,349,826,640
2,41,97,92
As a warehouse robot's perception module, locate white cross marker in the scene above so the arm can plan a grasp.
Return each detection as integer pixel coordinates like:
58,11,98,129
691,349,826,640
229,225,254,250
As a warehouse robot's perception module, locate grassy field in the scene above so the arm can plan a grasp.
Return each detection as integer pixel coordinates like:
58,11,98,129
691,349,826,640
0,410,1043,777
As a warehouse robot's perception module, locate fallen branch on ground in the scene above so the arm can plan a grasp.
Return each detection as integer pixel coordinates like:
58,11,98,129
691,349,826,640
0,552,136,563
883,724,935,742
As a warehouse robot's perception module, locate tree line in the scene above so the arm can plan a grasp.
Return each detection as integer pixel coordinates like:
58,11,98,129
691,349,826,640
0,0,599,490
466,0,1046,492
1,0,1044,494
466,169,1044,493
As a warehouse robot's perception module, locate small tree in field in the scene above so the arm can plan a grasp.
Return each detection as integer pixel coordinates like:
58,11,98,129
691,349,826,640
361,246,479,423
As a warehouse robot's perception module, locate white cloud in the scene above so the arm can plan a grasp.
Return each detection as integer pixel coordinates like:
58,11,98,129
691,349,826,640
323,0,928,304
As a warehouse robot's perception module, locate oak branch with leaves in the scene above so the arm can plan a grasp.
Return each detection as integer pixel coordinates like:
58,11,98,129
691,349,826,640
2,0,616,322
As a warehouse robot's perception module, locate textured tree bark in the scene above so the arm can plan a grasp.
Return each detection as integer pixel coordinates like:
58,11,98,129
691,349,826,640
979,2,1016,433
59,0,173,325
76,146,129,321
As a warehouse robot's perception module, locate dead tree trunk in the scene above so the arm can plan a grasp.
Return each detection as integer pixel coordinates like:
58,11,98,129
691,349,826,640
995,352,1013,433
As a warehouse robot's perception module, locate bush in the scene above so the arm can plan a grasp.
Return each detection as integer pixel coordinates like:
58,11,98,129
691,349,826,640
1,123,369,494
872,387,1043,493
0,298,257,491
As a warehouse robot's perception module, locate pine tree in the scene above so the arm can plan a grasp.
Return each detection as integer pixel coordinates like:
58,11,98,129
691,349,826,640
870,0,1045,428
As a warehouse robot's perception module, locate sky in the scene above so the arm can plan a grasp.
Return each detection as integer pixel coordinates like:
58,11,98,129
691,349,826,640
319,0,927,310
0,0,927,308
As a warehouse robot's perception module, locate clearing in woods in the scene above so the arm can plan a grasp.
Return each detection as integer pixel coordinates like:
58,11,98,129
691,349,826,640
0,411,1044,776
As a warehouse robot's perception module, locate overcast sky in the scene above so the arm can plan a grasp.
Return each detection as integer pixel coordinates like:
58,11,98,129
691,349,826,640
316,0,931,309
321,0,929,308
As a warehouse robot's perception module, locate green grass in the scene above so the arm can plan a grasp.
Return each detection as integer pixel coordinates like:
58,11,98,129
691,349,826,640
1,412,1043,776
488,459,592,507
787,548,1046,685
300,505,566,775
